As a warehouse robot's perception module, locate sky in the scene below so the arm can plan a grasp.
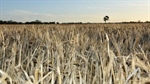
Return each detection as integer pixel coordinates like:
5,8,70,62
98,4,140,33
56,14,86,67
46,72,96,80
0,0,150,23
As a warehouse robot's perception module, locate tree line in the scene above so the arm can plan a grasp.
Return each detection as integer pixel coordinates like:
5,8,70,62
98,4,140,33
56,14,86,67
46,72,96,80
0,19,150,24
0,20,58,24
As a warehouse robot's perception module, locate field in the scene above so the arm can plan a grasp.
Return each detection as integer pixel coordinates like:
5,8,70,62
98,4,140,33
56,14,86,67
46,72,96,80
0,23,150,84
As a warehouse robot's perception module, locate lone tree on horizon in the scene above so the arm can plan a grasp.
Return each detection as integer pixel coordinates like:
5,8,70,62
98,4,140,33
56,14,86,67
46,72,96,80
103,16,109,23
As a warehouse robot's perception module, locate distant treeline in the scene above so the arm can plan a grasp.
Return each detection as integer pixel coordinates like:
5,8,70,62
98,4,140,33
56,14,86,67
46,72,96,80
0,20,84,24
0,20,150,24
0,20,58,24
122,21,150,23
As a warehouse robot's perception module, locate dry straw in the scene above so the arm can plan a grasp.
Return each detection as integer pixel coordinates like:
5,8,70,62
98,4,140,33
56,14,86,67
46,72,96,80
0,24,149,84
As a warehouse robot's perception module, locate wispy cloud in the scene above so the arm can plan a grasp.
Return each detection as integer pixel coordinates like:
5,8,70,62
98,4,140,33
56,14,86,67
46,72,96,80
126,2,148,8
2,10,103,22
5,10,55,22
86,3,126,10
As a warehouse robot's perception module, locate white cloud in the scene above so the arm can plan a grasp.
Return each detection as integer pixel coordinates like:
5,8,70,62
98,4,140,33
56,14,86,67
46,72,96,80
2,10,103,22
7,10,55,22
54,14,104,22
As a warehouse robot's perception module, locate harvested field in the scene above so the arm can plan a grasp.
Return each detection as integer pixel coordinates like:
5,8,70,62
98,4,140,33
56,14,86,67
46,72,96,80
0,23,150,84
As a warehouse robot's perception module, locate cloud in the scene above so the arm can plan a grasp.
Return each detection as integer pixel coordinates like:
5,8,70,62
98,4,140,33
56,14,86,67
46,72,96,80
2,10,103,22
125,0,148,8
54,14,103,22
7,10,55,22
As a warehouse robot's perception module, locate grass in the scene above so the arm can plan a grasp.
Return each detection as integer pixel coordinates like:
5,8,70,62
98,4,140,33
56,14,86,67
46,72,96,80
0,23,149,84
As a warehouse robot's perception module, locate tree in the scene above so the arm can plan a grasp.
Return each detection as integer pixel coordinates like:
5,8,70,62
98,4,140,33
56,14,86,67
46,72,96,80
35,20,42,24
103,16,109,23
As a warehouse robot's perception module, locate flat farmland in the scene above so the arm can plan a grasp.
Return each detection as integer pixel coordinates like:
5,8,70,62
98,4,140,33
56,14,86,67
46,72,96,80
0,23,150,84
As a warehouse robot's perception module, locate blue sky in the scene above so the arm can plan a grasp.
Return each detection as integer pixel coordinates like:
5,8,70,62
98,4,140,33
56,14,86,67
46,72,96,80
0,0,150,22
